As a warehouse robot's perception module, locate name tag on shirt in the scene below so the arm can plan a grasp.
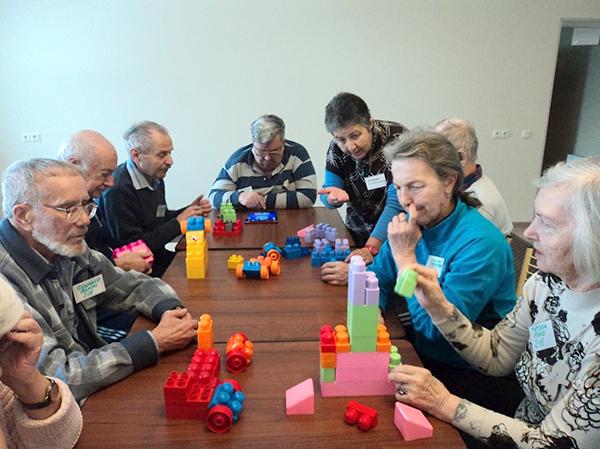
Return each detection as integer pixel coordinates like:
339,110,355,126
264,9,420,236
529,320,557,352
365,173,387,191
426,255,444,278
156,204,167,218
238,185,253,193
72,274,106,303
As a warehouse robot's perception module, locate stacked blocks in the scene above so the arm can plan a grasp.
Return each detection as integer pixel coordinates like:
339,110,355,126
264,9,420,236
281,236,311,259
227,254,244,270
394,269,418,298
389,345,402,370
197,314,214,350
285,378,315,415
112,239,154,267
310,238,350,266
207,381,246,432
225,333,254,374
394,402,433,441
302,223,339,245
186,217,208,279
214,201,243,237
220,201,237,222
344,400,378,432
320,255,397,397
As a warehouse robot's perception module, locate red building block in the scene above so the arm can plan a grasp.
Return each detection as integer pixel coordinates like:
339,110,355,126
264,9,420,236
344,400,378,432
213,218,243,237
320,325,336,353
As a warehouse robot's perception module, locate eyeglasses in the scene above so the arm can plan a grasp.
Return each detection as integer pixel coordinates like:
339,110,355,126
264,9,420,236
42,201,97,223
252,144,284,159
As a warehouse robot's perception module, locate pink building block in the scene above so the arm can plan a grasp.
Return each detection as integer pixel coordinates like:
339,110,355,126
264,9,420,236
285,378,315,415
335,352,390,382
297,224,315,239
112,239,154,267
394,402,433,441
320,380,396,397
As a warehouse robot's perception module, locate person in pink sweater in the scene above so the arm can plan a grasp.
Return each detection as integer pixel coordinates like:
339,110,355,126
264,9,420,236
0,276,82,449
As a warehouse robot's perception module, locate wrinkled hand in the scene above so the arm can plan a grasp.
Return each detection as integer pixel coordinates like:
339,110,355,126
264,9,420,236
388,204,421,265
345,247,373,264
0,312,43,391
239,191,266,210
114,251,152,274
318,187,350,207
151,308,198,353
404,263,454,321
177,205,204,223
388,364,459,421
191,195,212,216
321,261,349,286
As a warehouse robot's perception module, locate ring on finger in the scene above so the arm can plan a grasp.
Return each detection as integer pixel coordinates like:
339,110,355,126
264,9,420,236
396,384,407,396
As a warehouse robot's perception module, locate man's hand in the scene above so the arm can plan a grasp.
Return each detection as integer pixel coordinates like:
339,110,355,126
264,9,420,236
321,261,349,285
114,251,152,274
191,194,212,216
239,191,266,210
151,308,198,353
177,205,204,223
318,187,350,207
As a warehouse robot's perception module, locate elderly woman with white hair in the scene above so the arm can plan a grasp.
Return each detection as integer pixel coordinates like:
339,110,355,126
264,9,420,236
389,155,600,449
0,276,82,449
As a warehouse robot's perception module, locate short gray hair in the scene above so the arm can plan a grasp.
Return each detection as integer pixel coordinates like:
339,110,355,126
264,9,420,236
434,118,479,163
324,92,371,134
250,115,285,144
536,155,600,289
2,158,82,218
384,130,481,208
57,130,102,172
0,275,24,339
123,121,169,154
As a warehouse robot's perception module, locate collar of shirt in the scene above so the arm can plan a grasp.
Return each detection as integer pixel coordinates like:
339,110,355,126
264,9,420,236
0,218,55,283
126,159,160,191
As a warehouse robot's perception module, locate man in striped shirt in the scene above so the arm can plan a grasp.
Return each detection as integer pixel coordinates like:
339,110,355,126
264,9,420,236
209,115,317,209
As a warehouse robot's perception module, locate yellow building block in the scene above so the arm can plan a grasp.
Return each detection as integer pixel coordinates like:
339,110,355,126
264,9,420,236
227,255,244,270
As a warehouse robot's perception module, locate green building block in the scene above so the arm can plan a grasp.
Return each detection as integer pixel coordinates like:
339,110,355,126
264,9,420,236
320,367,335,382
394,269,417,298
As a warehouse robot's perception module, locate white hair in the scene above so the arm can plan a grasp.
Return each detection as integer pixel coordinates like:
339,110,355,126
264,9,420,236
434,118,479,163
0,276,24,339
123,121,169,154
536,155,600,289
251,115,285,144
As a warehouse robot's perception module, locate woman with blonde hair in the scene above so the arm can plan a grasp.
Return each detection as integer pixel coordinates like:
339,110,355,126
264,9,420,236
0,276,82,449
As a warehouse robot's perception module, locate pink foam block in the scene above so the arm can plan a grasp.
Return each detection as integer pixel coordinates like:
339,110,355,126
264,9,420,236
320,380,396,397
394,402,433,441
336,352,390,382
285,378,315,415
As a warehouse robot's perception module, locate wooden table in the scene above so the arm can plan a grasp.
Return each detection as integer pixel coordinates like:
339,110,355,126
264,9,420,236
159,249,405,342
204,208,353,250
76,340,465,449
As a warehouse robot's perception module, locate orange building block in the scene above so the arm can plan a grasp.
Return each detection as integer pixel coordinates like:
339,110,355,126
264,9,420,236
320,352,336,369
197,314,214,350
376,324,391,352
334,324,351,352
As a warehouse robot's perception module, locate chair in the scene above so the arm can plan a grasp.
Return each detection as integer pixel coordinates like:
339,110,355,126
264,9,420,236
516,247,538,297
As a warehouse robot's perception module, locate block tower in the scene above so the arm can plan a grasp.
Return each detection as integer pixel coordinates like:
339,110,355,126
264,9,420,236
320,255,396,396
186,216,209,279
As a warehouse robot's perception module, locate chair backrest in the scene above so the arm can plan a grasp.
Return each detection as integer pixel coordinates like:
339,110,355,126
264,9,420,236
516,247,538,297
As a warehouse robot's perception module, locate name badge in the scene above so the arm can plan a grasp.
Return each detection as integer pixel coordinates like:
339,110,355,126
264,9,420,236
238,185,253,193
72,274,106,304
426,255,444,278
156,204,167,218
365,173,387,191
529,320,557,352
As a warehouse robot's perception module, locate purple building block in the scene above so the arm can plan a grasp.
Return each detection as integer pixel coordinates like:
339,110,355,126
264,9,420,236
348,256,367,305
365,273,379,306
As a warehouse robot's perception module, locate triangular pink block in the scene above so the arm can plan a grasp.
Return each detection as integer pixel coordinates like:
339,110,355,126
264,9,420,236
394,402,433,441
285,378,315,415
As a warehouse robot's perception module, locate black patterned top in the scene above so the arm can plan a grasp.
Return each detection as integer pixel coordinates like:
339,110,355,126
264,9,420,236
324,119,407,245
436,272,600,449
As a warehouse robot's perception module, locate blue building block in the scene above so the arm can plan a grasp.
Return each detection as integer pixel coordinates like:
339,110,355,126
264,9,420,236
242,260,262,279
208,382,246,423
262,242,282,257
187,216,205,231
282,236,310,259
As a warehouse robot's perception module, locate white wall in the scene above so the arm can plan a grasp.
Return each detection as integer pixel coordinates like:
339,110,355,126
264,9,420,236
1,0,599,221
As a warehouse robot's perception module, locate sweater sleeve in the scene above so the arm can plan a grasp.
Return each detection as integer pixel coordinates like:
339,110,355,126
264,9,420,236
13,378,83,449
209,166,240,208
101,184,181,254
370,184,403,242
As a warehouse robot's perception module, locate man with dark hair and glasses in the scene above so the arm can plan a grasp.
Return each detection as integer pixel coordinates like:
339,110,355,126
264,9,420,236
209,114,317,210
0,158,198,401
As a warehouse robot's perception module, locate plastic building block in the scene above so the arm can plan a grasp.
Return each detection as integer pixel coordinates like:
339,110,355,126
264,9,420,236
297,224,314,239
285,378,315,415
320,367,335,383
344,400,378,432
262,242,282,262
376,325,391,353
186,227,208,279
225,333,254,373
281,236,311,259
227,254,244,270
207,381,245,431
219,201,237,223
334,325,351,352
320,325,336,353
235,250,281,280
112,239,154,267
394,269,418,298
389,345,402,370
394,402,433,441
335,352,390,383
213,218,243,237
321,380,396,397
320,352,336,369
197,314,214,350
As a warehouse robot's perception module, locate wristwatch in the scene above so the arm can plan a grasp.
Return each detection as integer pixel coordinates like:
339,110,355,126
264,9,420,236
18,377,60,410
365,245,379,256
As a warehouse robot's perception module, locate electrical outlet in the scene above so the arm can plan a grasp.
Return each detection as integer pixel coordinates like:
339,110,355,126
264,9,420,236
31,132,41,142
500,130,510,139
492,130,501,139
21,133,31,143
521,129,532,139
